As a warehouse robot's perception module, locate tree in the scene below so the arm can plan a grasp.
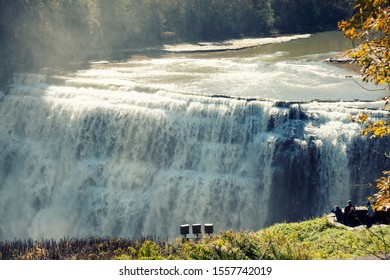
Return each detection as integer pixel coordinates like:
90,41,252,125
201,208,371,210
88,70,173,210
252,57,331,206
272,0,354,33
339,0,390,85
339,0,390,211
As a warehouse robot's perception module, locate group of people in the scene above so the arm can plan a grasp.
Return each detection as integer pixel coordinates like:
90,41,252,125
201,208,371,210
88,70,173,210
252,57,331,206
331,200,375,228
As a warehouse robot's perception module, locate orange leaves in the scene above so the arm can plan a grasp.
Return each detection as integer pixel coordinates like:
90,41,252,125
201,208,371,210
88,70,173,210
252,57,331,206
348,1,390,212
363,115,390,210
339,0,390,85
361,118,390,138
345,27,361,40
357,112,369,123
337,20,349,31
371,170,390,211
350,111,390,138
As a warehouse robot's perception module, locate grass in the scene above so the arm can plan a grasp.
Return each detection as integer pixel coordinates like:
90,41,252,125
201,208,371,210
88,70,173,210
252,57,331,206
1,216,389,260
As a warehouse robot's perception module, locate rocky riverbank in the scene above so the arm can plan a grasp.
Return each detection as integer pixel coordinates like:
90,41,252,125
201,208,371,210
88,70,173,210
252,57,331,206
326,51,361,72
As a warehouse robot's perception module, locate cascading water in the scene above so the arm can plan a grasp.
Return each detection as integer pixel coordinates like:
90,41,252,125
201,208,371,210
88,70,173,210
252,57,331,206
0,32,389,240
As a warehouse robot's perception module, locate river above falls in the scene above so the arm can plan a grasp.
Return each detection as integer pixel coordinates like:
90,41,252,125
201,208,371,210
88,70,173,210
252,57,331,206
63,31,388,103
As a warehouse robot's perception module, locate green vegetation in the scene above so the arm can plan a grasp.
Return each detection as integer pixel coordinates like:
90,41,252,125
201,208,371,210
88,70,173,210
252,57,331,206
272,0,354,33
1,217,389,260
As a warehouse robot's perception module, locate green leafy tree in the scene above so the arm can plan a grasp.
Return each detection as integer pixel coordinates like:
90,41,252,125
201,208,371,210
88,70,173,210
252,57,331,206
339,0,390,211
272,0,354,32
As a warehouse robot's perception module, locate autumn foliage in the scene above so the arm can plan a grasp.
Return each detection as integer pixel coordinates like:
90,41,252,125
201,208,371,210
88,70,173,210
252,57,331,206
339,0,390,210
338,0,390,85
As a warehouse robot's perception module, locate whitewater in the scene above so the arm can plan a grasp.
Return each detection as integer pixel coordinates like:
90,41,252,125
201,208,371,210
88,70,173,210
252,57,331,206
0,32,389,240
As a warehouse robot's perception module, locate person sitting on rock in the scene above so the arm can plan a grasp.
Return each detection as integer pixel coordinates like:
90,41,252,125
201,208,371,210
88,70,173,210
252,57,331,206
331,205,344,223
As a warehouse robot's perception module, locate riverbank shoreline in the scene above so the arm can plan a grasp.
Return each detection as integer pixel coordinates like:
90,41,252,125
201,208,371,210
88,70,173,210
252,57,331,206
326,51,361,73
163,34,312,53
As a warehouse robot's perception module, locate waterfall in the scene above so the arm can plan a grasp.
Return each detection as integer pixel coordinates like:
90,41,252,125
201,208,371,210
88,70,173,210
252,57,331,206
0,72,389,240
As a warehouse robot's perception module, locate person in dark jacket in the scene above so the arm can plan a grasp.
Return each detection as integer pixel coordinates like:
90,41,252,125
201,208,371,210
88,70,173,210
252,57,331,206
331,205,344,223
366,202,375,228
344,200,356,227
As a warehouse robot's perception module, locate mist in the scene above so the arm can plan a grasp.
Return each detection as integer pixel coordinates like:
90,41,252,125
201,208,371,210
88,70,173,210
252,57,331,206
0,0,354,85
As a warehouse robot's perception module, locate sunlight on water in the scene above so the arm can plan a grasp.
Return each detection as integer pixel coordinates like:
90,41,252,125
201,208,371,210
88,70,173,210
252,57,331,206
63,32,386,102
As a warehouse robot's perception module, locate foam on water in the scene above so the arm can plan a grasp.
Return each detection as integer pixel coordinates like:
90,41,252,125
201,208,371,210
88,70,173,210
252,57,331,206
59,42,386,102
